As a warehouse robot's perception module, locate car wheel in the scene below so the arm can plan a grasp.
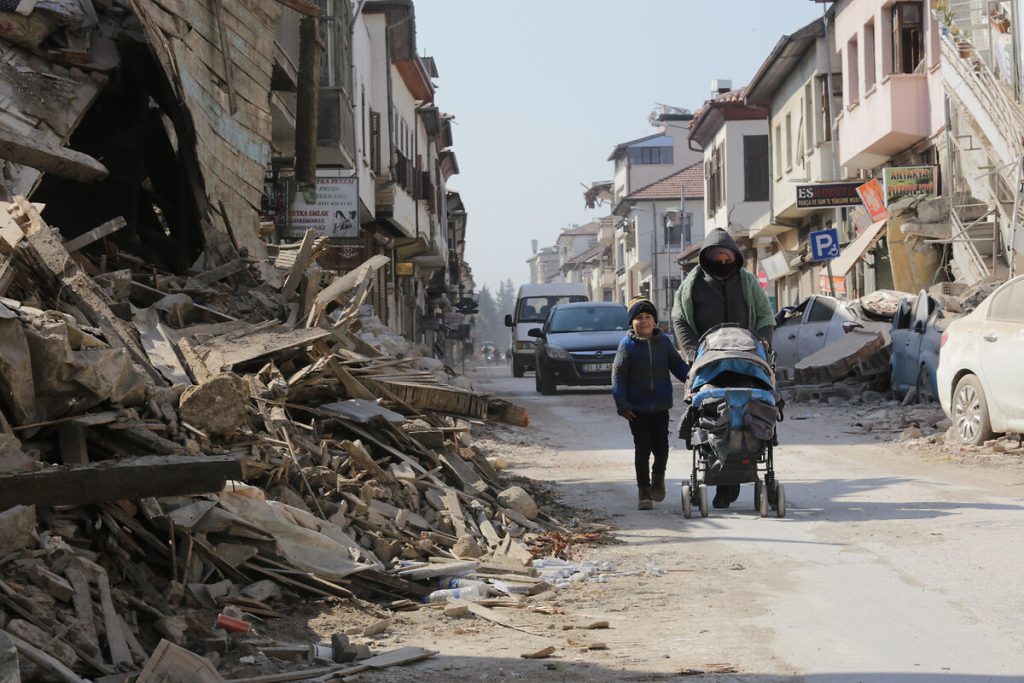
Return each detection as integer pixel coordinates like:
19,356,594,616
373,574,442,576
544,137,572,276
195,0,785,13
952,374,993,446
512,362,524,378
537,365,556,395
915,365,935,404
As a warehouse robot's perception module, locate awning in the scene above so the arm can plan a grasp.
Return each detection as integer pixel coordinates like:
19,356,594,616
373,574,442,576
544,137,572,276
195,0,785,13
830,219,887,277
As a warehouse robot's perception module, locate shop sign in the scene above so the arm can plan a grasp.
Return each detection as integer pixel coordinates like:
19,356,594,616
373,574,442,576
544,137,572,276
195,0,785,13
395,261,414,277
883,165,937,204
288,171,359,239
818,273,848,297
856,178,888,222
796,182,863,208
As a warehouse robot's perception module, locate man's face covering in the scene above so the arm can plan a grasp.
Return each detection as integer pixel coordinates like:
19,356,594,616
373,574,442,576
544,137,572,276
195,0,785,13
704,247,739,279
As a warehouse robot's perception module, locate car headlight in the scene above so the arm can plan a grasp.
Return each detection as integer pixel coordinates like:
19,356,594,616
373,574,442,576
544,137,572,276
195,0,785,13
546,345,570,360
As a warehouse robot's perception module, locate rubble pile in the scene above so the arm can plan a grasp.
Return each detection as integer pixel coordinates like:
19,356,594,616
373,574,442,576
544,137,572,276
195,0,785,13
0,198,555,681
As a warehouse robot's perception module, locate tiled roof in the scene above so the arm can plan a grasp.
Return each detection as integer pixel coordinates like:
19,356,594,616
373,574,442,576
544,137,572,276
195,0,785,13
626,163,704,201
690,86,749,129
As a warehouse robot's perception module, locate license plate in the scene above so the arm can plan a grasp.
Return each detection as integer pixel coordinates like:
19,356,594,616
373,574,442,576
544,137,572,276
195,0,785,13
582,362,611,373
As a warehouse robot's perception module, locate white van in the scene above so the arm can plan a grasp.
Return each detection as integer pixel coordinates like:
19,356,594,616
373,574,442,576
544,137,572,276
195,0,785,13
504,283,589,377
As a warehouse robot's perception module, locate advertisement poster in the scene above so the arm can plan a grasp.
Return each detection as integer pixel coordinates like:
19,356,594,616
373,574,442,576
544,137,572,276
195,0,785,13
288,172,359,239
856,178,888,222
883,165,937,204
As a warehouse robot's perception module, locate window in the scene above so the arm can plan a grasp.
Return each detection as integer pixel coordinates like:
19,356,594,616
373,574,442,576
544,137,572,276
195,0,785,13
744,135,769,202
847,37,860,104
706,145,725,215
784,114,792,171
665,277,682,297
807,297,838,323
892,2,923,74
818,75,839,142
988,283,1024,322
628,146,674,165
804,83,814,152
774,124,783,179
864,20,876,90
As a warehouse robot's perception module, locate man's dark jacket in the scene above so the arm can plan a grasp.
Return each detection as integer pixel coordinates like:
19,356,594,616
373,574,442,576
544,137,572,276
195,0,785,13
670,228,775,360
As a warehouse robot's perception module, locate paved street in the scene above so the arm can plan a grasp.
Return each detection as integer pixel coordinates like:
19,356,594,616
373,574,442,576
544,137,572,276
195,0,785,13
378,365,1024,682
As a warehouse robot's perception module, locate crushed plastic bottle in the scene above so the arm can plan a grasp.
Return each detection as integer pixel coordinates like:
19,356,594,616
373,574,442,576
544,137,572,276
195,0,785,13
436,577,489,591
646,563,666,577
423,584,488,603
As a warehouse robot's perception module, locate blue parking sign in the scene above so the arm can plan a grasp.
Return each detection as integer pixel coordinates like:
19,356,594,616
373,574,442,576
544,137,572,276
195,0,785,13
809,228,841,262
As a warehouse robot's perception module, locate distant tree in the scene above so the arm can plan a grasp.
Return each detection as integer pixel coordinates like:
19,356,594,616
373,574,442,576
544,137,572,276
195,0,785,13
475,285,501,344
497,279,517,319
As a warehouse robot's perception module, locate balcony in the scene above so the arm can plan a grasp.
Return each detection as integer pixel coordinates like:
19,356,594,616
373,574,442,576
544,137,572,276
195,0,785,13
836,73,931,170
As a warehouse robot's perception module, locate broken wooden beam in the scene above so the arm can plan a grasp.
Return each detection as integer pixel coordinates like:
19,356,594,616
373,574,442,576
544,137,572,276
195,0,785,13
0,454,243,508
0,128,108,184
62,217,127,253
280,229,317,300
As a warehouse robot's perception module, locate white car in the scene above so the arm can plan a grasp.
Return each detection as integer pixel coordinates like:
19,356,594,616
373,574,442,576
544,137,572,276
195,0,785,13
936,275,1024,445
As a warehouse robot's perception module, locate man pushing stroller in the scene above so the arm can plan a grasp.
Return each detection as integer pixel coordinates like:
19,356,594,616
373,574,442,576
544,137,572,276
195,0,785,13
670,228,775,509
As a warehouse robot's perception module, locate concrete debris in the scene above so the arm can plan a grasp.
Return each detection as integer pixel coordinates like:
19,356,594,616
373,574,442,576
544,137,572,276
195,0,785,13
0,193,545,680
498,486,540,521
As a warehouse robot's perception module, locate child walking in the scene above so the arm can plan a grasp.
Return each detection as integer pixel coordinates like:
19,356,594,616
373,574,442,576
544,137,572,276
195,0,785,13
612,298,690,510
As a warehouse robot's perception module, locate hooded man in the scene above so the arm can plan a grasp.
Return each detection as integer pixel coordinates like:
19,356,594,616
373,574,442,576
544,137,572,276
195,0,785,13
670,228,775,361
669,227,775,508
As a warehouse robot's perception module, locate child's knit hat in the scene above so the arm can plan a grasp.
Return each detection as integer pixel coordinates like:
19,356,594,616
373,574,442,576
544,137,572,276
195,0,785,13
627,297,657,323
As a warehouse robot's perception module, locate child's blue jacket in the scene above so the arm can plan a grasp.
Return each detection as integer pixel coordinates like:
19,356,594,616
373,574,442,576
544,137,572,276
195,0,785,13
611,329,689,415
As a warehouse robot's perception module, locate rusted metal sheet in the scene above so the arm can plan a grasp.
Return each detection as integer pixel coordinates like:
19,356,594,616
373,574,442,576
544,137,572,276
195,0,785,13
128,0,280,262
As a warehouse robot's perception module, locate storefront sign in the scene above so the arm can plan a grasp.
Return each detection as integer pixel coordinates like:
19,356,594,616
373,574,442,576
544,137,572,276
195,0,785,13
856,178,888,222
819,273,848,297
796,182,863,208
395,261,414,276
883,165,937,204
288,171,359,239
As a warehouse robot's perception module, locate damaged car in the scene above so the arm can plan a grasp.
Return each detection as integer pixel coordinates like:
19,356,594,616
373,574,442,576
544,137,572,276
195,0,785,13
889,291,951,403
937,275,1024,445
771,292,898,367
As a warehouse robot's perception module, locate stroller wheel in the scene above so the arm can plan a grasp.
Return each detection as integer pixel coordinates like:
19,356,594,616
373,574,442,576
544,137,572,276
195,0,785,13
753,481,762,511
758,484,769,518
775,483,786,518
698,484,709,518
681,484,692,519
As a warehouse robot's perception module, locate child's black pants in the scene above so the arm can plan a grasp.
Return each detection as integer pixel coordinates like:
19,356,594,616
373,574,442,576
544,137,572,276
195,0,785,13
628,410,669,486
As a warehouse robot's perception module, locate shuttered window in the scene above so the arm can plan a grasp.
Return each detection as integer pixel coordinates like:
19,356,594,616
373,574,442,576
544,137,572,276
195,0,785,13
744,135,769,202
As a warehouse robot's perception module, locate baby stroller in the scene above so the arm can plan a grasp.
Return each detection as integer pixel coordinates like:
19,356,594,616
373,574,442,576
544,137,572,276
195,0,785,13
677,324,785,518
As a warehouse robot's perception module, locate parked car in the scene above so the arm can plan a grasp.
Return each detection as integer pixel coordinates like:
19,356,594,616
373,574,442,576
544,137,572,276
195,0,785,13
936,275,1024,445
889,291,950,402
528,302,628,395
772,294,893,367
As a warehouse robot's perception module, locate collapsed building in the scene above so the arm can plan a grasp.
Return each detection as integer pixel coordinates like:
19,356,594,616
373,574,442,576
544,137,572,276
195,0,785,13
0,2,550,680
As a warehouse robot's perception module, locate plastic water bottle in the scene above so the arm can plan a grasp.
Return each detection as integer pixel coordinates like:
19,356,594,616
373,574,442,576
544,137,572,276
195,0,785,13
436,577,489,590
423,584,488,603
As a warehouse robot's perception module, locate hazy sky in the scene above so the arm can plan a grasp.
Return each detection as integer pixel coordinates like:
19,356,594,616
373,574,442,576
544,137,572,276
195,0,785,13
415,1,827,294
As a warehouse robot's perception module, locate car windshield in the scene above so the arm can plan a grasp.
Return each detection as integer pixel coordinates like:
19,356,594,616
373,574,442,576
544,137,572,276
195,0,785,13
549,306,627,333
517,295,588,322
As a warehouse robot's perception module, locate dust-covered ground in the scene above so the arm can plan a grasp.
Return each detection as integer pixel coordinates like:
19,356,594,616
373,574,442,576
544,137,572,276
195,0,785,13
233,365,1024,682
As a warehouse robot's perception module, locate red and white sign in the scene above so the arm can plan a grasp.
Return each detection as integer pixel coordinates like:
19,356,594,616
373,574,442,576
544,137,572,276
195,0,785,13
757,268,769,290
